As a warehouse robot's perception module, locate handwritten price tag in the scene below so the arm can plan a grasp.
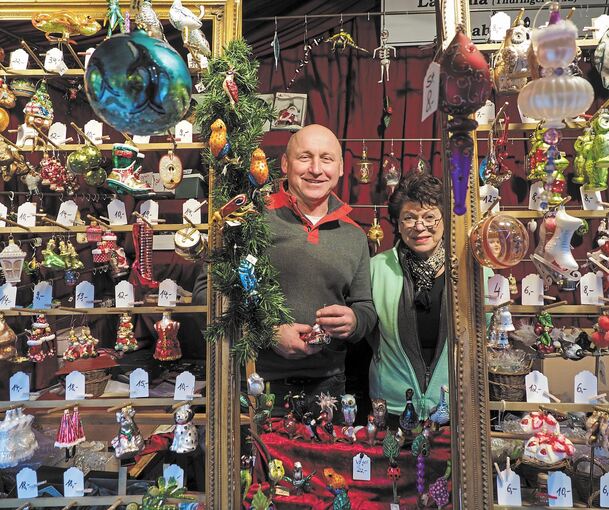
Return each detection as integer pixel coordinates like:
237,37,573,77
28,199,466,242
548,471,573,507
57,200,78,226
63,467,84,497
10,371,30,402
352,453,371,481
158,279,178,307
599,472,609,507
115,280,134,308
490,12,511,41
574,370,598,404
44,47,64,73
32,281,52,309
580,271,604,305
107,199,128,226
525,370,550,403
163,464,185,488
84,119,103,145
581,187,603,211
174,120,193,144
487,274,510,305
9,49,29,70
48,122,68,145
75,281,94,309
0,283,17,309
475,100,496,126
183,199,202,224
521,274,544,306
528,181,545,211
174,371,196,401
479,184,500,214
140,200,159,224
133,134,150,144
421,62,440,122
17,202,36,227
66,371,86,400
496,470,522,506
17,467,38,498
130,368,149,398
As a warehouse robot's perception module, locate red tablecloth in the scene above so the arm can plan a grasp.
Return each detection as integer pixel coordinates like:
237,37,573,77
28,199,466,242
246,419,452,510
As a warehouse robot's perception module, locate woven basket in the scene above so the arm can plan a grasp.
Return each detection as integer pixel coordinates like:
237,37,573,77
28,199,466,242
517,456,569,487
62,368,110,398
488,360,533,402
566,456,607,505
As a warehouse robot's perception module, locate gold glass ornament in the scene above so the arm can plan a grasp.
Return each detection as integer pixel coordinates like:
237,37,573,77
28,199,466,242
356,142,373,184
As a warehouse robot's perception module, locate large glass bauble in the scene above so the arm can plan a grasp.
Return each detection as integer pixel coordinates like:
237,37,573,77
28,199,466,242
84,167,107,187
532,19,577,69
85,30,192,135
470,214,529,269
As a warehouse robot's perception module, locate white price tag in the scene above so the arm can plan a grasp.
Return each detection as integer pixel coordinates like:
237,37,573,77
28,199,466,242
599,472,609,507
183,199,202,224
16,467,38,498
352,453,371,481
187,52,208,70
390,505,400,510
174,371,196,400
57,200,78,226
130,368,149,398
75,281,94,309
84,119,104,145
496,470,522,506
490,12,511,41
115,280,135,308
594,14,609,39
580,271,604,305
17,201,36,227
574,370,598,404
547,471,573,507
0,283,17,309
475,100,496,126
32,281,52,309
487,274,510,305
152,173,165,192
194,81,206,93
0,202,7,227
174,120,193,144
163,464,185,488
9,49,29,70
10,371,30,401
581,187,603,211
44,48,64,73
521,274,544,306
158,279,178,307
140,200,159,224
528,181,544,211
16,123,36,147
65,370,86,400
132,134,150,144
140,172,154,189
107,199,128,225
84,47,95,69
48,122,68,145
421,62,440,122
63,467,84,498
479,184,500,214
525,370,551,403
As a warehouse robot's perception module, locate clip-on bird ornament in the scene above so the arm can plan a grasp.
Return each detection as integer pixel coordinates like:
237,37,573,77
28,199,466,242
209,118,241,174
325,30,368,53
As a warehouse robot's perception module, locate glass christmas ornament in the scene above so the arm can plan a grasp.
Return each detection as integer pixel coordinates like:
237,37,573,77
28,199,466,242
493,11,530,93
85,30,192,135
0,238,26,283
0,79,16,109
356,142,373,184
83,167,107,187
111,405,144,459
248,148,269,187
23,80,53,131
382,149,401,195
582,110,609,191
10,79,36,98
86,221,104,243
153,312,181,361
0,313,17,361
0,108,9,132
67,150,89,175
544,207,583,271
470,213,529,269
170,404,197,453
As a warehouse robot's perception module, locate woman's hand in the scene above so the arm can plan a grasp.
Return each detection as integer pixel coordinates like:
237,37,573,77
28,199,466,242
316,305,357,339
272,323,323,359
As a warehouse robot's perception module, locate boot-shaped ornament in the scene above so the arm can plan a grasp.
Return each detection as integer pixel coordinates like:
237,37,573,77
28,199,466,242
130,220,158,290
106,143,152,196
544,207,583,271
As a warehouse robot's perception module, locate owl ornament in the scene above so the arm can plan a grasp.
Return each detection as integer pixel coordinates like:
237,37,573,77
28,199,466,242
249,148,269,187
492,11,530,93
341,394,357,426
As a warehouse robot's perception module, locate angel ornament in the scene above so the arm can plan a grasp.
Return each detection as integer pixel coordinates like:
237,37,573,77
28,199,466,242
373,29,397,83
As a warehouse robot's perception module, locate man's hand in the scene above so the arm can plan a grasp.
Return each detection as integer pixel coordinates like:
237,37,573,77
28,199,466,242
316,305,357,339
272,323,323,360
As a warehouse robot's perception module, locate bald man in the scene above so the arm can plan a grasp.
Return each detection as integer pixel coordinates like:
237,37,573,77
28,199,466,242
259,124,377,410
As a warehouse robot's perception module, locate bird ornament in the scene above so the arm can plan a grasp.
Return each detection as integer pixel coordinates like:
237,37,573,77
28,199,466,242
134,0,165,41
249,148,269,187
429,384,450,427
223,66,239,107
209,119,231,159
169,0,211,63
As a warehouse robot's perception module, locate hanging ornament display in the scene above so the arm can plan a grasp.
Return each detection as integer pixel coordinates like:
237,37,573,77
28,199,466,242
470,213,529,269
482,108,512,188
153,312,181,361
325,26,368,53
111,405,145,459
0,237,26,284
382,142,401,195
23,80,54,131
578,110,609,192
26,313,56,362
373,28,397,83
115,312,138,352
439,29,492,215
249,148,269,187
0,313,17,361
85,30,192,135
492,10,530,94
356,141,373,184
63,326,99,361
170,404,198,453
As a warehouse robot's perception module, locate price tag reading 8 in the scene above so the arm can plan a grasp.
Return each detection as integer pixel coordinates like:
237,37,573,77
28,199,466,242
528,181,544,211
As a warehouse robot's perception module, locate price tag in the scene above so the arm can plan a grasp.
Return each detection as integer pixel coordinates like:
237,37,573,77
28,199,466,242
17,467,38,498
574,370,598,404
175,120,193,144
0,202,6,227
594,14,609,39
84,119,104,145
17,201,36,227
130,368,149,398
479,184,500,214
475,100,496,126
140,172,154,189
107,199,128,225
547,471,573,507
496,470,522,506
63,467,84,497
44,48,64,73
580,271,604,305
163,464,185,488
490,12,511,41
187,52,208,70
421,62,440,122
390,505,400,510
599,472,609,507
48,122,68,145
0,283,17,309
352,453,371,481
152,173,165,192
140,200,159,224
174,371,196,400
131,134,149,145
487,274,510,305
521,274,544,306
581,187,604,211
115,280,135,308
158,279,178,307
66,371,86,400
10,371,30,401
528,181,544,211
57,200,78,226
32,281,52,309
9,49,29,70
75,281,94,309
183,199,202,224
83,47,95,69
16,123,36,147
525,370,550,403
194,81,206,93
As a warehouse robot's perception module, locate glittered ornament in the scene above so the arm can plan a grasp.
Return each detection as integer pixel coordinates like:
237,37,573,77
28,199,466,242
153,312,181,361
26,313,56,362
0,313,17,360
111,405,144,459
222,66,239,107
0,79,16,109
84,167,107,186
23,80,54,130
10,78,36,98
115,312,137,352
382,150,401,195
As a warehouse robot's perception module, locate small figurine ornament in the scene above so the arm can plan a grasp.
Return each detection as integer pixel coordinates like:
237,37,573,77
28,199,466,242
303,411,321,442
240,455,253,501
366,414,378,446
104,0,125,37
153,312,181,361
284,390,307,422
26,313,56,362
284,461,316,495
325,29,368,53
0,408,38,468
42,238,67,269
341,394,357,426
31,11,101,41
55,407,85,459
429,385,450,428
372,28,397,83
209,119,231,159
367,216,384,252
247,372,265,397
168,0,211,65
493,11,530,93
170,404,197,453
283,411,298,440
115,313,138,352
134,0,166,41
372,398,388,429
268,458,285,496
111,405,145,459
342,424,357,443
317,392,338,421
301,323,331,345
399,388,419,435
0,313,17,361
323,467,352,510
222,66,239,107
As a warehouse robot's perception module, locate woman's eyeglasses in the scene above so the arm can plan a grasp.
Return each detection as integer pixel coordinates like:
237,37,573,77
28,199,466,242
400,215,442,230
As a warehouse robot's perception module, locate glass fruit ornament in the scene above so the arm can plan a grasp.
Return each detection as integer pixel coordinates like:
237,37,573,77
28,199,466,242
84,29,192,135
470,213,529,269
84,167,107,186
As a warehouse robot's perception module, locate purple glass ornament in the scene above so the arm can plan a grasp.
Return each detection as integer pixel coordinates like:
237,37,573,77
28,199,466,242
543,128,561,145
448,129,475,216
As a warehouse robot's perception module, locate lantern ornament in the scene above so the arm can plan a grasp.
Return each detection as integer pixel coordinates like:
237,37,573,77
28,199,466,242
356,142,373,184
470,213,529,269
0,238,27,283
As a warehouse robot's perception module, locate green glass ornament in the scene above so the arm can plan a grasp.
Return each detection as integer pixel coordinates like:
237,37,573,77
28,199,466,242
67,151,89,174
84,167,107,187
80,144,103,168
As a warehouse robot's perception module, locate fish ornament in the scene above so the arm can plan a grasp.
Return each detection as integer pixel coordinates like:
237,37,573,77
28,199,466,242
249,148,269,187
209,119,231,159
272,19,280,70
32,11,101,42
222,67,239,107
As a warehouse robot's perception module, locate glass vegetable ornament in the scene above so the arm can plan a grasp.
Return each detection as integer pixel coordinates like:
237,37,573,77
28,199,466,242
0,237,26,283
84,29,192,135
438,28,492,215
356,141,373,184
470,213,529,269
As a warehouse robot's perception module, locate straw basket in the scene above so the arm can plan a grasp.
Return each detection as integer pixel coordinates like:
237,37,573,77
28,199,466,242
488,360,533,402
566,456,607,505
517,456,569,487
62,368,110,398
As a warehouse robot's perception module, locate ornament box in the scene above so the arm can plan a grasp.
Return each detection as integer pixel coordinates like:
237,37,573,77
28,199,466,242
175,171,207,199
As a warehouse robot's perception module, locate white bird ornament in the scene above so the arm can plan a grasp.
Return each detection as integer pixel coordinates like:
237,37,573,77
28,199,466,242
169,0,211,64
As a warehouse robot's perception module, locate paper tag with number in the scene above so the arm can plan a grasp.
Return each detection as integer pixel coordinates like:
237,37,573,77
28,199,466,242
574,370,598,403
526,370,551,403
390,505,400,510
352,453,371,481
140,200,159,224
84,120,104,145
599,472,609,506
490,12,512,41
497,470,522,506
10,371,30,401
175,371,196,400
107,199,128,225
17,467,38,498
63,467,84,497
48,122,68,145
44,47,64,73
9,49,29,70
140,172,154,189
183,199,202,224
17,202,36,227
187,52,208,70
57,200,78,226
479,184,500,214
548,471,573,507
33,281,52,309
580,271,604,305
528,181,544,211
164,464,185,488
581,187,603,211
521,274,544,306
75,281,94,309
133,134,150,144
158,279,178,307
594,14,609,39
475,100,496,126
175,120,193,144
487,274,510,305
0,283,17,309
421,62,440,122
66,371,86,400
130,368,149,398
115,280,134,308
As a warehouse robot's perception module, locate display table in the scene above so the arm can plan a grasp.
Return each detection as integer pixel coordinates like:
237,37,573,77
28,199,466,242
246,419,452,509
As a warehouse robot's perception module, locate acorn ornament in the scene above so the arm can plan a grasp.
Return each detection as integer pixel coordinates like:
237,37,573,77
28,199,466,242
249,148,269,187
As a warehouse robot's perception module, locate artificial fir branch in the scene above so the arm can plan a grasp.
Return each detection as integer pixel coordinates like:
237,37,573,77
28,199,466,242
195,39,292,362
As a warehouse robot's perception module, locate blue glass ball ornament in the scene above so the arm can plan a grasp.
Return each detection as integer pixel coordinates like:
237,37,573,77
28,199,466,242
84,30,192,135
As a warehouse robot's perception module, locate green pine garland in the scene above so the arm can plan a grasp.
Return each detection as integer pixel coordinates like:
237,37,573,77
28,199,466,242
195,39,292,363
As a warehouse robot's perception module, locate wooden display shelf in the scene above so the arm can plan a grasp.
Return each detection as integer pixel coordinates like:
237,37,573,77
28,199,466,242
500,209,607,219
15,142,206,152
488,401,601,412
476,38,598,52
0,494,206,508
3,305,207,316
484,304,601,314
476,121,586,132
0,223,209,234
491,430,588,445
0,397,206,409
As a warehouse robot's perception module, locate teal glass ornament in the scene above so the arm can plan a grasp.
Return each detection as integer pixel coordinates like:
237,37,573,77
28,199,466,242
84,30,192,135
